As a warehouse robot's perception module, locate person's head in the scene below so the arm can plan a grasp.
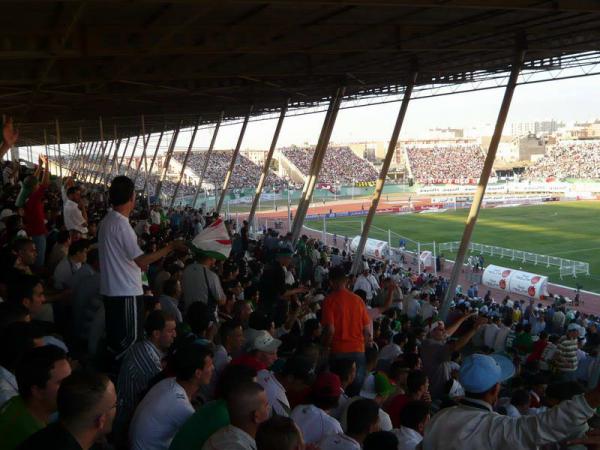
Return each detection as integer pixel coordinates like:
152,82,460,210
328,266,348,290
311,371,342,411
12,237,37,267
216,364,257,400
66,186,82,202
459,353,515,405
429,320,446,342
399,401,431,435
363,431,399,450
8,273,45,316
567,323,580,339
227,381,271,433
303,318,322,340
251,330,281,368
0,321,44,372
220,320,245,353
173,341,214,387
329,358,357,390
145,310,177,351
68,239,89,264
511,388,531,414
406,370,429,397
185,302,215,339
162,278,182,299
56,230,71,246
256,416,304,450
233,300,253,324
198,253,217,267
0,301,30,329
57,371,116,437
347,398,380,438
16,345,72,415
109,176,135,210
402,353,422,370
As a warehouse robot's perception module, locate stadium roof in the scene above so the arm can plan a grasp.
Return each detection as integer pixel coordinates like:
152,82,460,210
4,0,600,144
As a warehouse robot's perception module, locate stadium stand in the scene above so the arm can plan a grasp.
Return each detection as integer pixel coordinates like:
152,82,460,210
524,141,600,180
405,144,487,184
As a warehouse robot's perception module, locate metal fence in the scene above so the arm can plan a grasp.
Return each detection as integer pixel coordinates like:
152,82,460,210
438,241,590,278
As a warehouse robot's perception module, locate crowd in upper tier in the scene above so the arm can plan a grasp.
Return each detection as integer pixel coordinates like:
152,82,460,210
405,145,486,185
281,146,379,185
524,142,600,181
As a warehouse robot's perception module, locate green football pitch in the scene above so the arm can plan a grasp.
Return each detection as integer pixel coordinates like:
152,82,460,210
306,200,600,293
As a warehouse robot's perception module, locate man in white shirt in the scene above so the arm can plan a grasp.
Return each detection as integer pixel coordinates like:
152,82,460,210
99,176,185,359
320,398,380,450
129,342,213,450
150,205,162,226
492,317,513,353
53,239,89,290
394,400,430,450
423,353,600,450
63,186,88,234
291,372,343,444
354,268,377,304
482,316,500,349
203,381,270,450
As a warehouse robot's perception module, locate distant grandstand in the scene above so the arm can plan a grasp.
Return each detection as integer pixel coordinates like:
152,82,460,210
172,150,283,190
404,144,487,185
524,141,600,181
279,146,378,185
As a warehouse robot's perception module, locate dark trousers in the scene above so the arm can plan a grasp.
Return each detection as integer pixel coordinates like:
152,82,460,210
103,295,144,360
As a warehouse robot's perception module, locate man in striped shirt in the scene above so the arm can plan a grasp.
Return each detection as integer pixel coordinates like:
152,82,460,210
114,310,177,439
556,323,580,380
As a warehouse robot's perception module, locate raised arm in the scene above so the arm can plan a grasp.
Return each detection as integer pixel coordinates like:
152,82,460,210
0,117,18,159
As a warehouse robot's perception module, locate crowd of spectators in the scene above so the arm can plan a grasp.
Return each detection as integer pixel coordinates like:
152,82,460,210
524,141,600,180
280,146,378,185
405,145,487,185
3,117,600,450
172,150,283,190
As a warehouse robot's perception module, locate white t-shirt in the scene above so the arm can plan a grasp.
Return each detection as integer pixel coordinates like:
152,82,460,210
291,404,343,445
394,426,423,450
257,369,291,417
53,257,81,290
319,433,361,450
63,199,87,234
99,210,144,296
129,377,194,450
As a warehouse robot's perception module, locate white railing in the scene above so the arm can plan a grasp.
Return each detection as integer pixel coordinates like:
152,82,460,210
438,241,590,278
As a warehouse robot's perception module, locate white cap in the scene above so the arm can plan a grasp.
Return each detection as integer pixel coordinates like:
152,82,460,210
252,330,282,353
0,208,15,220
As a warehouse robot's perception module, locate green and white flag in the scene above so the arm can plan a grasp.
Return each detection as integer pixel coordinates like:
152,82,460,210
190,218,232,260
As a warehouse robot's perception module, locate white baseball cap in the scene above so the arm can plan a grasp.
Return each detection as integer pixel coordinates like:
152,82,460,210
252,330,282,353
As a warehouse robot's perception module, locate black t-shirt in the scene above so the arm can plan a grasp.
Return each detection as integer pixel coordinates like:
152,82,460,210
18,422,89,450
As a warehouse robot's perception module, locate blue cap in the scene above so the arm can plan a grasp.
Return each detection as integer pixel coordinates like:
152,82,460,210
459,353,515,394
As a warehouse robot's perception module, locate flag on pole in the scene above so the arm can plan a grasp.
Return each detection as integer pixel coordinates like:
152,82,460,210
190,218,231,260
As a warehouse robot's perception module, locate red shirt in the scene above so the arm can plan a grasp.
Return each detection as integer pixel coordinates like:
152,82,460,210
24,184,48,236
384,393,410,428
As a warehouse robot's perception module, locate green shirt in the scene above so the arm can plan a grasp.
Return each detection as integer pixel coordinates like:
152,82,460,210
169,399,229,450
0,396,45,450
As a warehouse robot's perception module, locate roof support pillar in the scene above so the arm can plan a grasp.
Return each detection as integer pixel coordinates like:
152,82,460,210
105,125,122,184
55,119,63,178
170,117,201,209
119,134,138,175
89,117,106,184
155,121,182,199
192,111,223,209
351,72,417,275
142,126,165,195
133,116,151,185
67,127,83,174
43,129,50,175
83,141,100,181
440,49,526,320
291,86,345,242
248,100,288,230
216,107,253,215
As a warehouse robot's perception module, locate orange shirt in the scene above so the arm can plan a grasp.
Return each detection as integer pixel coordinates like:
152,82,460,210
321,288,370,354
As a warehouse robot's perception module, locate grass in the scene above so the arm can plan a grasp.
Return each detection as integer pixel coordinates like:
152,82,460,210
306,201,600,293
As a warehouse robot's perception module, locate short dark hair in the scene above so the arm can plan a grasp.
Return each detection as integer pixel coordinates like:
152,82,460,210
162,278,180,298
144,310,170,336
399,400,430,430
17,345,67,399
7,273,42,305
329,358,356,385
0,302,30,329
12,237,34,254
56,230,71,244
363,431,399,450
66,186,80,197
109,176,135,206
329,266,347,282
219,320,242,344
347,398,380,435
0,321,44,372
57,371,110,423
215,364,257,400
406,370,428,394
68,239,89,257
173,342,213,381
87,248,100,266
185,302,213,336
256,416,302,450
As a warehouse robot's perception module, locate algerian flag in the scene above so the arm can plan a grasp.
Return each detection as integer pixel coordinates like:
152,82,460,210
190,218,232,260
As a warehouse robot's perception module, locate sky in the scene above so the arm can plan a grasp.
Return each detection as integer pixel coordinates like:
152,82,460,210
22,70,600,161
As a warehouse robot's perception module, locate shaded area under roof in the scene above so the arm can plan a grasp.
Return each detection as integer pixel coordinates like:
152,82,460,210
3,0,600,143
